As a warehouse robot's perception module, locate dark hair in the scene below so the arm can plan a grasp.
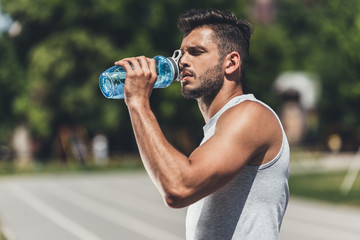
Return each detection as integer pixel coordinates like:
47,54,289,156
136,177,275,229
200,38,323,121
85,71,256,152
177,9,253,81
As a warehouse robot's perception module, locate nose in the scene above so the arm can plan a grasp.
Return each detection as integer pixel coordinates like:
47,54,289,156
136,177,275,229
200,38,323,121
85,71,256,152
179,51,190,69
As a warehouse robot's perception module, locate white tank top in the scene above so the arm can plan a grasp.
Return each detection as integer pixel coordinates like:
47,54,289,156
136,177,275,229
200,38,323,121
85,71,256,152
186,94,290,240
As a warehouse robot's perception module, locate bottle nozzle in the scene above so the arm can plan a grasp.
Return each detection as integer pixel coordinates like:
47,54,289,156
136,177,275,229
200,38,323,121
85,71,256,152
167,49,182,81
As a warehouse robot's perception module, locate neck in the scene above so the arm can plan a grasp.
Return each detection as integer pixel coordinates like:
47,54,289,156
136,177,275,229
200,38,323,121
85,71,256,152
198,85,243,123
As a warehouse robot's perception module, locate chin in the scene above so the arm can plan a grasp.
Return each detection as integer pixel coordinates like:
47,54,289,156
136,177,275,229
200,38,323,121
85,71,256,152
181,87,201,100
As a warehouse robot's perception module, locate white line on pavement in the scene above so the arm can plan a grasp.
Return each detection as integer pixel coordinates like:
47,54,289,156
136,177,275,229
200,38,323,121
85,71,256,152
45,183,183,240
73,180,184,224
8,184,102,240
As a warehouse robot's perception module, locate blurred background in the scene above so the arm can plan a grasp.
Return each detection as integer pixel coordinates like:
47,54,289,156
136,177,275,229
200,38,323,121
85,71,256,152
0,0,360,209
1,0,360,239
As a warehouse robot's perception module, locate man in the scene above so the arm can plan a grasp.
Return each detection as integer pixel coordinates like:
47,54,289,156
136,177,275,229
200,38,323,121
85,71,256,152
115,9,289,240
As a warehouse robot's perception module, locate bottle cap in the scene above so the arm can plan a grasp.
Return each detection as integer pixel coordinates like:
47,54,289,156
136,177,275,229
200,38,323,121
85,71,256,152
167,49,182,81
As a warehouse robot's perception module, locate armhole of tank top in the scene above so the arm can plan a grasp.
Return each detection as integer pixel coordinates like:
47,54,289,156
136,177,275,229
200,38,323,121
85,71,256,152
257,131,285,170
247,99,286,170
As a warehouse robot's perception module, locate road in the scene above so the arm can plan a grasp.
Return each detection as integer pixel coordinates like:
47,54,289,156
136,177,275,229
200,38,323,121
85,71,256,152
0,172,359,240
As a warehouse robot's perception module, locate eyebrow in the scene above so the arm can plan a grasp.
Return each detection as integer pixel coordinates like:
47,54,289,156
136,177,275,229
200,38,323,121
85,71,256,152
181,45,207,53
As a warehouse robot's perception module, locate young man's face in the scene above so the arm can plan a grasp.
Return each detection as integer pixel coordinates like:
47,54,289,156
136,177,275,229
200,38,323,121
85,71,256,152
179,27,224,100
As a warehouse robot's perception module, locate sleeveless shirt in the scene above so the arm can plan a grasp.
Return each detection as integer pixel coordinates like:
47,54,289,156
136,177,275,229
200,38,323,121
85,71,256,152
186,94,290,240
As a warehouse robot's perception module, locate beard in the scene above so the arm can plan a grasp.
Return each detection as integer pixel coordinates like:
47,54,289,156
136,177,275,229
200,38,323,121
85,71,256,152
181,62,224,103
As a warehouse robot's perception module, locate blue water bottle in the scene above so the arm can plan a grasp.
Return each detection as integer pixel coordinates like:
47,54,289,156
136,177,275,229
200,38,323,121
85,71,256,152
99,50,181,99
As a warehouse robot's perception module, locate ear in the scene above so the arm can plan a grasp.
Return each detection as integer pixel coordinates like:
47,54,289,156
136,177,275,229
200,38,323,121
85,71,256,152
224,52,241,75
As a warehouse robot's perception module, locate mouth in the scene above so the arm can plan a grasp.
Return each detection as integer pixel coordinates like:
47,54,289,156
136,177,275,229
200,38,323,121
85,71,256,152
180,69,194,82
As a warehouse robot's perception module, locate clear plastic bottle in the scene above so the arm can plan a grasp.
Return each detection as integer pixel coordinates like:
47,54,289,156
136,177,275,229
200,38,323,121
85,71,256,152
99,50,181,99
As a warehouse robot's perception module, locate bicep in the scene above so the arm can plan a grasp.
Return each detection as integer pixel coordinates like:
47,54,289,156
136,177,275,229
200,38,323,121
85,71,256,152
191,128,255,174
175,102,281,206
186,114,261,195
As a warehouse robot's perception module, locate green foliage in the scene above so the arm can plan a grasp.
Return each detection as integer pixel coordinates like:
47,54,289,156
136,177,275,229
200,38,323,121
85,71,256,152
9,29,123,138
276,0,360,148
289,171,360,207
1,0,360,157
246,24,294,107
0,37,24,143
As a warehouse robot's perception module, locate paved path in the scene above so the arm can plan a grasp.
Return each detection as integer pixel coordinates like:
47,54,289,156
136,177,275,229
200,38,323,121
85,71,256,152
0,172,359,240
281,198,360,240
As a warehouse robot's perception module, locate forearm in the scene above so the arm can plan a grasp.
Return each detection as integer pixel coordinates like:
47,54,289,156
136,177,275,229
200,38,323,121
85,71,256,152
127,101,192,202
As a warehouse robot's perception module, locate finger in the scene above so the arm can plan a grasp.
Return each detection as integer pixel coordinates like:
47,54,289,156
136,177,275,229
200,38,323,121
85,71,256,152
137,56,149,69
126,57,141,72
115,59,134,73
147,58,157,81
114,57,132,66
137,56,152,80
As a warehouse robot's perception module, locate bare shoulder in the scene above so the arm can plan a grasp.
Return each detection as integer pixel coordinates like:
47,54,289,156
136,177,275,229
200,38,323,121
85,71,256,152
217,100,279,130
216,100,282,165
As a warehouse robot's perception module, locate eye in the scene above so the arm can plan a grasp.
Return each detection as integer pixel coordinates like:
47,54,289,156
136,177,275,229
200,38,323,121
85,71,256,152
188,48,205,56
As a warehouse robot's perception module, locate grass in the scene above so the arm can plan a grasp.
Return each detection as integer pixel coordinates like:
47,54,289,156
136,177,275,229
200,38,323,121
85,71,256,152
0,154,145,176
289,171,360,208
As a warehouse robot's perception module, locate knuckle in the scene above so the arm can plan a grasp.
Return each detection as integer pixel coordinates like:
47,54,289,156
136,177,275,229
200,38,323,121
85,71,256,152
143,68,150,76
126,71,136,78
136,56,146,61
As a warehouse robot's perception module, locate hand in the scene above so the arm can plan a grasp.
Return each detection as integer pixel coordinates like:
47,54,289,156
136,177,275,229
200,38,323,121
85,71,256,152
114,56,157,106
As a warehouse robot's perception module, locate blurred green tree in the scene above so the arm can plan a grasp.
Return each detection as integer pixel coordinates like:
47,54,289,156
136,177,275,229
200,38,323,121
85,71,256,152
275,0,360,149
1,0,359,161
1,0,251,159
245,0,360,150
0,37,24,143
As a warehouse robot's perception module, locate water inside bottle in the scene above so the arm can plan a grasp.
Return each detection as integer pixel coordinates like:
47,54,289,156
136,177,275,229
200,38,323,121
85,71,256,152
100,66,126,99
154,56,174,88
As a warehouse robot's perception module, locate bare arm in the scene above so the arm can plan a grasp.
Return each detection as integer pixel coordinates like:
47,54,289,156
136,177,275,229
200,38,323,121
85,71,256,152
126,103,195,206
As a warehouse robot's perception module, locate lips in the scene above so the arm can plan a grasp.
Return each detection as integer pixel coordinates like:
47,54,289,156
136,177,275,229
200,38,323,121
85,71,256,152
180,69,194,81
